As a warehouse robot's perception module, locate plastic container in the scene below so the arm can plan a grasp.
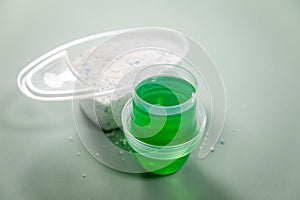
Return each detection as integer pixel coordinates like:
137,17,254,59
17,27,188,131
17,27,226,173
122,64,207,175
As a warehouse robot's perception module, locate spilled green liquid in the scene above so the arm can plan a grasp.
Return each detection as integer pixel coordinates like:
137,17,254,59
129,76,198,175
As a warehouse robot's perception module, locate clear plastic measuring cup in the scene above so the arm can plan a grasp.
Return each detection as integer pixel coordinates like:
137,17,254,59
122,64,207,175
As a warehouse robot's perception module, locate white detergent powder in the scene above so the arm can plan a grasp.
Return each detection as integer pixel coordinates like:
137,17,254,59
73,48,181,131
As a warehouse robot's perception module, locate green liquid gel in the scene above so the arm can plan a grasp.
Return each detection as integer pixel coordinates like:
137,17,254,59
129,76,198,175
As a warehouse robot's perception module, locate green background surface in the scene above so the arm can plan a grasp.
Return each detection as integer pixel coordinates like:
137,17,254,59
0,0,299,199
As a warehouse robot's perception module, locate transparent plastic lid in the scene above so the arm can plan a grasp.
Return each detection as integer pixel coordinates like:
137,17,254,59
17,28,188,101
17,27,226,172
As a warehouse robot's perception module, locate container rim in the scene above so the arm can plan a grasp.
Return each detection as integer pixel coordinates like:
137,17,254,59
121,98,207,159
